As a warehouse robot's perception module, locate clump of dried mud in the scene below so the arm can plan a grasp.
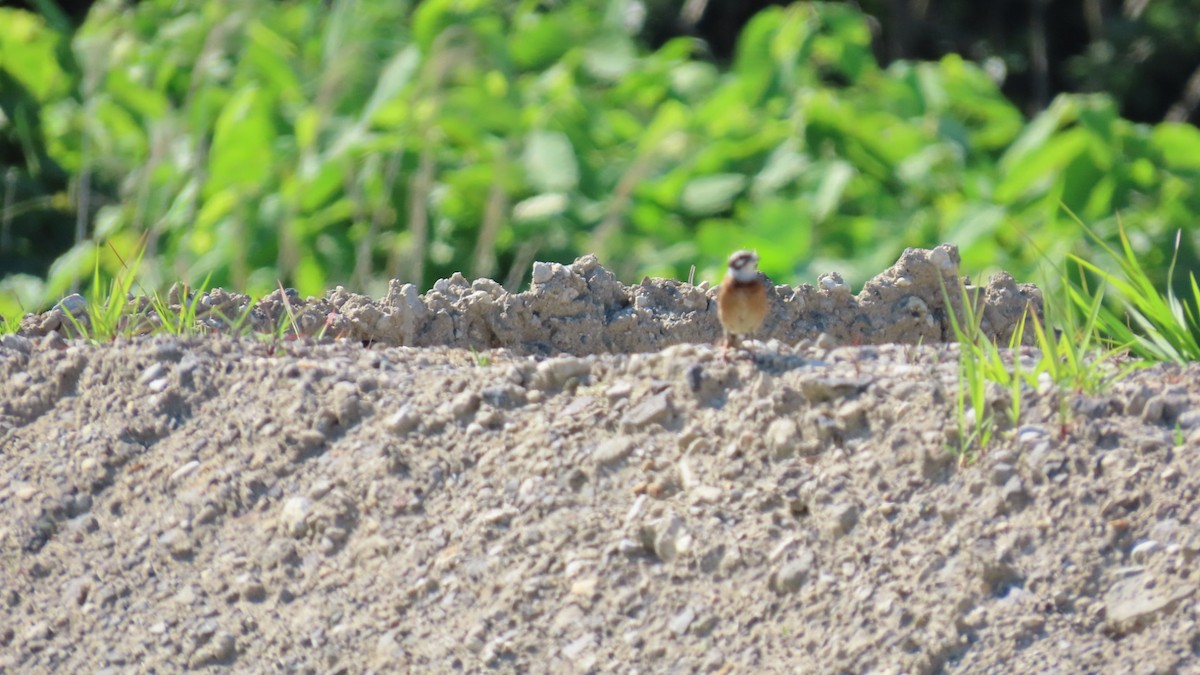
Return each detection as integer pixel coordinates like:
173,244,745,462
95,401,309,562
20,244,1040,353
3,247,1199,673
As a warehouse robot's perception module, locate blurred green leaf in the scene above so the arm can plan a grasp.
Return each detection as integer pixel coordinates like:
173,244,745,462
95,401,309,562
681,174,746,216
1152,123,1200,170
206,85,276,195
812,160,854,223
0,9,70,101
524,130,579,192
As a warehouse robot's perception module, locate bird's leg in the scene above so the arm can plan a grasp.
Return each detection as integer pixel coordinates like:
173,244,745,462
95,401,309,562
722,332,738,361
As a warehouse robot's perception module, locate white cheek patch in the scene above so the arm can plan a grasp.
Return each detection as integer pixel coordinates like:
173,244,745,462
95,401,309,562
730,264,758,282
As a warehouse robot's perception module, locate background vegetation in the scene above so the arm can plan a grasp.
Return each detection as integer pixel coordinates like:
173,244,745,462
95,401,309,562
2,0,1200,320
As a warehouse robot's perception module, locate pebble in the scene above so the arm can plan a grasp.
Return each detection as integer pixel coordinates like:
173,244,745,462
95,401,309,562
530,261,555,285
23,620,52,642
1176,409,1200,429
158,528,193,557
622,392,672,430
478,507,519,526
236,574,267,602
570,577,598,597
169,460,200,484
772,552,813,594
651,515,689,562
280,497,312,538
616,539,642,555
606,381,633,399
593,438,634,467
445,392,480,420
828,502,859,536
534,357,591,390
384,407,419,434
990,462,1015,486
61,576,91,607
1105,572,1196,635
1001,476,1028,509
1130,540,1161,563
562,633,595,660
57,294,87,316
189,631,236,667
766,418,800,459
137,363,167,385
818,273,850,294
669,607,696,635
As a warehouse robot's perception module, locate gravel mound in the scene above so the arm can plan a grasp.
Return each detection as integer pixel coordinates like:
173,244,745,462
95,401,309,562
3,249,1198,673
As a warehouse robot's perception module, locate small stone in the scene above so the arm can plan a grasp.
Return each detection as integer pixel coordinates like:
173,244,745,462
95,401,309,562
678,459,699,489
531,261,554,285
990,462,1015,486
691,486,722,504
606,381,633,399
668,607,696,635
570,577,598,597
766,418,800,459
772,552,813,594
62,576,92,607
481,384,526,408
818,273,850,294
593,439,634,467
23,621,51,642
444,392,480,420
533,357,591,390
562,633,595,660
137,363,167,385
1176,409,1200,429
158,528,194,557
1002,476,1028,509
169,460,200,484
80,457,104,481
828,502,859,535
478,507,519,527
1105,572,1195,635
651,515,689,562
384,407,419,434
622,392,672,430
616,539,642,555
57,293,87,316
189,632,236,667
1130,540,1161,564
279,497,312,538
237,575,267,602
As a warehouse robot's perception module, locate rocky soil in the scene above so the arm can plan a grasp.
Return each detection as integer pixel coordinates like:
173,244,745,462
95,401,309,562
2,247,1199,673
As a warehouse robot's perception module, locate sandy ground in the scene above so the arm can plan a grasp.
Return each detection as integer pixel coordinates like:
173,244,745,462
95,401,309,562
2,248,1199,673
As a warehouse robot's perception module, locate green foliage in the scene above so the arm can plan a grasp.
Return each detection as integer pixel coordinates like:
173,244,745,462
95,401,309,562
1,0,1199,325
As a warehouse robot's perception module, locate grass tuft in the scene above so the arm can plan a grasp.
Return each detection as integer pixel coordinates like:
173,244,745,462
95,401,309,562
1064,213,1200,364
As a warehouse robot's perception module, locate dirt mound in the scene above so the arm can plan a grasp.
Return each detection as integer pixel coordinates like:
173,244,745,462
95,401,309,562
3,249,1198,673
20,245,1041,353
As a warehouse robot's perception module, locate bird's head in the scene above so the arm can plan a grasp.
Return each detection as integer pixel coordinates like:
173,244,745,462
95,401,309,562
726,250,760,282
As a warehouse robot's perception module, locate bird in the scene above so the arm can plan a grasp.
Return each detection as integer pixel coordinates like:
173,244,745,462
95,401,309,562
716,249,768,359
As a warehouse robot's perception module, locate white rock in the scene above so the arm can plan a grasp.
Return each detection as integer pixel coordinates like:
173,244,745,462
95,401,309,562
280,497,313,538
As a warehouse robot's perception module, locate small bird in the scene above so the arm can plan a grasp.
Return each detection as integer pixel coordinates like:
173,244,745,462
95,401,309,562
717,249,768,358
